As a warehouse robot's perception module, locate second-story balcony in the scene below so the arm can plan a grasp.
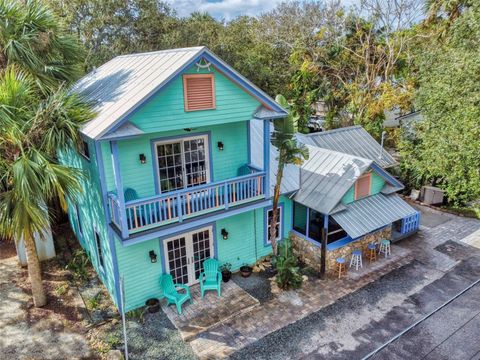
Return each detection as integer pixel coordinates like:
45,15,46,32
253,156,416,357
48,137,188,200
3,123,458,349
108,167,266,237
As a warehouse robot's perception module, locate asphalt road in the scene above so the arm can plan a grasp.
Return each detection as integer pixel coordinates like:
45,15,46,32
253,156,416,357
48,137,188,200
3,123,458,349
370,282,480,360
230,255,480,360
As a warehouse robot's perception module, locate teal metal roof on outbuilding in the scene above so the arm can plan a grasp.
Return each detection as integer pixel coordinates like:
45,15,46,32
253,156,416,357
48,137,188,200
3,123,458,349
331,193,417,239
293,146,372,214
297,126,397,168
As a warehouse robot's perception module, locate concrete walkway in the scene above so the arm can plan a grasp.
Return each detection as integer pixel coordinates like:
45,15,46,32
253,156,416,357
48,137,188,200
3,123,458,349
0,255,91,359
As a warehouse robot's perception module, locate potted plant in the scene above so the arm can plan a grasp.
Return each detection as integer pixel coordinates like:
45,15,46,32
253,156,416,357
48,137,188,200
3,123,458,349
240,264,253,278
145,298,160,313
220,262,232,282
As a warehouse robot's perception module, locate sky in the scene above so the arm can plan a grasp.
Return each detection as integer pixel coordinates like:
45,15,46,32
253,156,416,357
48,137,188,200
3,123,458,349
170,0,356,20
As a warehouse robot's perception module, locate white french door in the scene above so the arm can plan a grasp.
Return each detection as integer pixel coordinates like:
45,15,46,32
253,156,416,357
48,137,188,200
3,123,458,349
163,226,214,286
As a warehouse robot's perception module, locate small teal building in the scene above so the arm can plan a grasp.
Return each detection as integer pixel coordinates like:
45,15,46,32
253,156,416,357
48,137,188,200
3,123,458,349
62,47,419,311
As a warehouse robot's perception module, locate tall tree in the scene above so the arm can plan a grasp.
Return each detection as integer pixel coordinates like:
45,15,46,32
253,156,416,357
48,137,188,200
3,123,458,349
0,0,92,307
269,95,309,256
400,0,480,204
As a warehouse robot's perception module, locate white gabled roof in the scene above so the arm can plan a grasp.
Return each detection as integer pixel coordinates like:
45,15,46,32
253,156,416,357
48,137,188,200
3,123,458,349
72,47,204,139
72,46,287,140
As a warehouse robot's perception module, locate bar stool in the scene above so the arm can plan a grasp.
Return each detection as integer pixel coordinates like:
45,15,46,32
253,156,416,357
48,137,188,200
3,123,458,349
379,239,391,258
349,249,363,270
336,257,346,278
367,243,377,263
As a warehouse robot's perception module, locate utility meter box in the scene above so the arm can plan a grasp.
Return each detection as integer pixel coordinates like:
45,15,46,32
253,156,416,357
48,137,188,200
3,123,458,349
421,186,444,205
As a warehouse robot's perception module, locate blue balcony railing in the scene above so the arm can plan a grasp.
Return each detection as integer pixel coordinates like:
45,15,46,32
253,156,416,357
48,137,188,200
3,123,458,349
108,171,266,235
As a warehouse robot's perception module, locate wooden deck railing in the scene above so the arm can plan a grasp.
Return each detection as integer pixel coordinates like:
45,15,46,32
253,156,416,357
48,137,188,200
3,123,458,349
108,172,266,235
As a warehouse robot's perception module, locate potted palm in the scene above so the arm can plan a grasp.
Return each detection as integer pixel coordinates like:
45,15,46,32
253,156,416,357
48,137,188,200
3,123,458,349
220,262,232,282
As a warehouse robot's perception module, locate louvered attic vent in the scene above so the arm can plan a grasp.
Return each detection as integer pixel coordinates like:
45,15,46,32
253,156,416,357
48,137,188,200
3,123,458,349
183,74,216,111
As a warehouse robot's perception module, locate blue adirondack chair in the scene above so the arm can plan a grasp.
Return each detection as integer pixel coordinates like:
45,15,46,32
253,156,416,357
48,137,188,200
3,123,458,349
199,258,222,298
160,274,192,315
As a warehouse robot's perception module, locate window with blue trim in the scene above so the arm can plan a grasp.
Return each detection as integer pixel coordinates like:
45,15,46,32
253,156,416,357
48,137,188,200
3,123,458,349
266,207,282,243
79,139,90,160
75,204,83,237
327,217,348,243
154,135,210,193
94,229,104,270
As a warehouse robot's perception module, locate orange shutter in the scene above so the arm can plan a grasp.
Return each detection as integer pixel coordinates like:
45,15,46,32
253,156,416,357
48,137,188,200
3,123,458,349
183,74,216,111
355,173,371,200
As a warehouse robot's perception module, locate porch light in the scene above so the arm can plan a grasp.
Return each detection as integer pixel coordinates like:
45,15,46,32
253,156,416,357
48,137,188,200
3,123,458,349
217,141,224,151
149,250,157,263
221,228,229,240
139,153,146,164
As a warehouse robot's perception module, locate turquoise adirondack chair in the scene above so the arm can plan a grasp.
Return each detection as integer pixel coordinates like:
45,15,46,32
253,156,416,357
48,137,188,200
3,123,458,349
199,258,222,298
160,274,192,315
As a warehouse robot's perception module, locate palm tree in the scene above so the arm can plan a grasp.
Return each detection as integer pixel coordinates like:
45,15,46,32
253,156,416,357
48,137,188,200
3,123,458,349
0,0,91,307
0,0,84,87
0,68,92,307
269,95,309,256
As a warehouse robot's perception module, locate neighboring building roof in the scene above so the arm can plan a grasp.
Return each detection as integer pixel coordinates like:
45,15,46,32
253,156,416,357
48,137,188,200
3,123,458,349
249,120,300,195
297,126,397,168
331,193,417,239
294,146,372,214
383,110,423,128
72,46,287,140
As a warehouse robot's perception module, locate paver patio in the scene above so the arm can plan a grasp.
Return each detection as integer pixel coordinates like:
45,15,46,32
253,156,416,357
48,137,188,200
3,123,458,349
160,243,413,359
161,280,259,341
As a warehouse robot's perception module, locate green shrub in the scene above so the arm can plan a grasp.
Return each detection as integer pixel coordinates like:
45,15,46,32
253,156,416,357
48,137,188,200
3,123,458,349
274,238,303,290
86,293,102,310
54,283,69,296
126,308,145,323
66,249,90,283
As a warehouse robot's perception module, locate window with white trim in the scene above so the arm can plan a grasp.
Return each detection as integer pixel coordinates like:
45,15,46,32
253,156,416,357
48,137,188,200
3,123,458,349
155,135,210,193
267,207,282,243
94,229,104,270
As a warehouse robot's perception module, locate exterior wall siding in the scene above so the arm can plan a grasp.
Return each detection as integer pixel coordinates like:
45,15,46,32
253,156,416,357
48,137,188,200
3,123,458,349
341,171,386,204
101,121,248,197
116,196,292,311
128,65,261,134
59,140,118,306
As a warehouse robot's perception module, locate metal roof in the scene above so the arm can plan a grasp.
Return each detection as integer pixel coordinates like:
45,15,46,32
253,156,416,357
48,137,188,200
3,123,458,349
72,47,287,140
72,47,204,139
99,122,144,140
331,193,417,239
253,106,286,120
297,126,397,168
293,146,372,214
249,120,300,195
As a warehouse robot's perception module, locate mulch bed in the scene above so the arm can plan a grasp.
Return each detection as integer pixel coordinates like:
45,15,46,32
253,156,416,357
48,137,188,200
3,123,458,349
0,237,17,260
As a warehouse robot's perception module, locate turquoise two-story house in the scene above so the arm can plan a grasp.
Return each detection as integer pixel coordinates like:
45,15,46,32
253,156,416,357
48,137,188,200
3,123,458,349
62,47,420,312
61,47,294,311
